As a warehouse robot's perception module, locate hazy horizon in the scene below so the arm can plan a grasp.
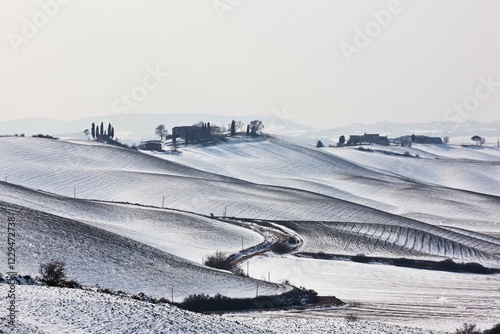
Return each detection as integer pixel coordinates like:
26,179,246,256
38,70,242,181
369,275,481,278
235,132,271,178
1,1,499,130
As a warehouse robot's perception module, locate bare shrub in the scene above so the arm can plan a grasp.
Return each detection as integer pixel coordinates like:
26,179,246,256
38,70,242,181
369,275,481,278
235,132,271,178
455,323,481,334
346,313,358,322
39,260,67,287
204,251,228,270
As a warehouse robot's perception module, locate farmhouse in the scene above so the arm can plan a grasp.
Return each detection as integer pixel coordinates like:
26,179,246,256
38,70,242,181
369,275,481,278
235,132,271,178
172,126,202,139
138,140,163,151
347,133,389,146
412,135,443,144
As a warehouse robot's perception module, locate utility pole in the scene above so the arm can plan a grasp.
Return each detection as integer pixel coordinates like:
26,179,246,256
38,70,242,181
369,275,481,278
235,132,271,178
74,187,76,198
247,262,249,276
162,195,165,208
171,287,174,303
242,236,244,251
268,272,270,282
256,281,259,297
224,206,227,218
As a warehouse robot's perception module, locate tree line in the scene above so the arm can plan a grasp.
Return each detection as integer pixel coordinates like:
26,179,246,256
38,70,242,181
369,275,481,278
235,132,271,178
85,122,115,141
154,119,265,142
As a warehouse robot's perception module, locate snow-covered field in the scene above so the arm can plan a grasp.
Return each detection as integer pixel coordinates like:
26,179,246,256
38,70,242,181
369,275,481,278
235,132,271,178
0,136,499,332
0,285,270,334
0,285,449,334
0,201,286,300
0,182,264,264
242,254,500,332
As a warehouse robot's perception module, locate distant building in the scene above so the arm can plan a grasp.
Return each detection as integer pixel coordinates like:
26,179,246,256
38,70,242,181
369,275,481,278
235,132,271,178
347,133,389,146
172,124,221,144
412,135,443,144
138,140,163,151
172,126,202,139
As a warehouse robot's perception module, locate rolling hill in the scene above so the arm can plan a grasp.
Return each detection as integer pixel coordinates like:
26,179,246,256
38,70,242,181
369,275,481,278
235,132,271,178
1,135,499,332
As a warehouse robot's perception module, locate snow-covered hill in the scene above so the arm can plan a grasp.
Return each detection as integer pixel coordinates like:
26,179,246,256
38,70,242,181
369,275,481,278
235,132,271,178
0,285,449,334
0,201,286,300
0,285,270,334
1,136,499,332
2,137,499,263
0,182,264,264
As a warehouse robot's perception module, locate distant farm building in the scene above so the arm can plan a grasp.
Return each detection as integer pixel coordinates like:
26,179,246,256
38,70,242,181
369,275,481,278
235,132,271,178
400,135,443,145
138,140,163,151
172,126,202,140
347,133,389,146
172,124,222,145
412,135,443,144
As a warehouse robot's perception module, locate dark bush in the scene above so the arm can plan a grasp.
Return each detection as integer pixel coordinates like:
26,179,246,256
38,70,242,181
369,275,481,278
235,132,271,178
178,287,329,313
39,260,67,287
455,323,481,334
32,134,58,139
483,323,500,334
204,251,229,270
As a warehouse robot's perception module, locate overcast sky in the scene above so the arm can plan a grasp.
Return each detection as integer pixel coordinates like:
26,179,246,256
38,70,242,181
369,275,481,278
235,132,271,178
1,0,499,129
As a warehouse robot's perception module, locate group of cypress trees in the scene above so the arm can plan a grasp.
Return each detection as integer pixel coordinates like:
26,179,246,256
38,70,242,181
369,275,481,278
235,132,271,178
91,122,115,140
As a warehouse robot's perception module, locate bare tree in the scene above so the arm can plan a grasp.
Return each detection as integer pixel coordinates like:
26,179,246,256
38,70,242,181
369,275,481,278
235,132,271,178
480,137,486,146
443,136,449,144
249,120,264,136
454,323,480,334
83,129,91,140
155,124,168,140
39,260,67,287
204,251,228,270
234,121,244,131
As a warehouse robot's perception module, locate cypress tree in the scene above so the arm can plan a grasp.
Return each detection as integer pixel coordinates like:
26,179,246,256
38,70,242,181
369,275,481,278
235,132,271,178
96,125,100,139
231,120,235,136
207,122,211,137
246,124,250,136
91,123,95,138
100,122,104,137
